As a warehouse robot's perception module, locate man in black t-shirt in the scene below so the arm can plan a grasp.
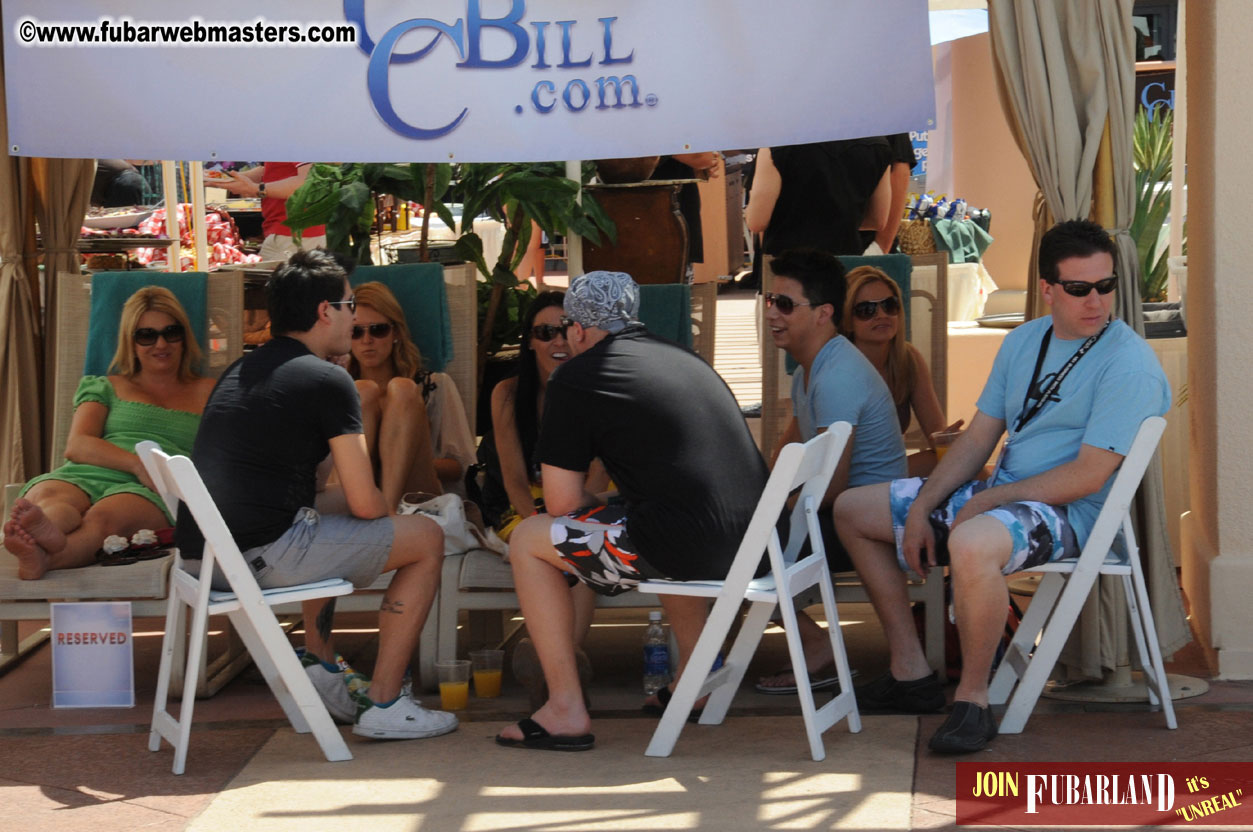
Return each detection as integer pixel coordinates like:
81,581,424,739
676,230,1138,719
495,270,768,751
177,249,456,742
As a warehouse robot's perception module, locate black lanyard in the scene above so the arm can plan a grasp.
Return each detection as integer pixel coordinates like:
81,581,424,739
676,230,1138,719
1014,320,1110,433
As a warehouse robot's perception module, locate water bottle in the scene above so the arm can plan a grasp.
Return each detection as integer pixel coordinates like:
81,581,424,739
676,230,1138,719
642,611,671,695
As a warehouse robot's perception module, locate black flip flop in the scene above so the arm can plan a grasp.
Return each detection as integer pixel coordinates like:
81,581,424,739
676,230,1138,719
495,718,594,752
641,685,703,722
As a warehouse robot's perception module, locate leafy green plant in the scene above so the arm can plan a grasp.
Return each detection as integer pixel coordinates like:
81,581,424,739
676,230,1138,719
451,162,615,378
285,163,454,264
1131,107,1183,303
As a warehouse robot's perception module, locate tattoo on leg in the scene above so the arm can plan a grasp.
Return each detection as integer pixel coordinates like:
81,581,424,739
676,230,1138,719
316,598,337,643
380,597,405,615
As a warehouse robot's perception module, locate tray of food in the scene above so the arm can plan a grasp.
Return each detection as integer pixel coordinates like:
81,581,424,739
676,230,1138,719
83,206,156,230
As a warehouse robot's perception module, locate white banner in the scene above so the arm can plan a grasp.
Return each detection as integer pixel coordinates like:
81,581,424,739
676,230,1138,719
4,0,934,161
51,601,135,708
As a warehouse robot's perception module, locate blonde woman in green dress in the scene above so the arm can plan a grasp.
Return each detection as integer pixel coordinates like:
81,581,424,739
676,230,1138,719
3,286,215,579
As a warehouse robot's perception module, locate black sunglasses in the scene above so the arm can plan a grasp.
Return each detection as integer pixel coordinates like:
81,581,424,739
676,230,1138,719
1053,276,1118,297
351,322,393,340
328,297,357,313
763,292,814,315
852,296,902,321
531,323,570,343
133,324,185,346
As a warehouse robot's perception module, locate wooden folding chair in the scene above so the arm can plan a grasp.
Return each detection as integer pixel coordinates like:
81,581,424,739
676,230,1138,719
640,424,860,761
988,416,1177,734
136,441,355,775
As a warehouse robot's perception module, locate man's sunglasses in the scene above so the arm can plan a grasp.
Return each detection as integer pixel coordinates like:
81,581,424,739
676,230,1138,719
351,322,393,340
531,322,570,343
133,324,185,346
1052,276,1118,297
328,297,357,313
852,296,901,320
763,292,814,315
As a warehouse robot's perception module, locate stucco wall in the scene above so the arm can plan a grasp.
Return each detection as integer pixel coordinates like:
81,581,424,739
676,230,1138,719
948,33,1037,292
1183,0,1253,678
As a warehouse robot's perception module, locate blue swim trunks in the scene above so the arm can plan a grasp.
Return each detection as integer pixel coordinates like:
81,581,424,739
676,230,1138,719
888,477,1080,575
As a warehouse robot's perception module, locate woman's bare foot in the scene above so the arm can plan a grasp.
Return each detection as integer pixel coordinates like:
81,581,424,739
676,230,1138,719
3,519,50,580
12,498,67,555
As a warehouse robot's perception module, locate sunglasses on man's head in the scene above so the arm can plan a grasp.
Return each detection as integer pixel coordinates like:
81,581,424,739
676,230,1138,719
133,324,185,346
1053,276,1118,297
531,322,570,343
852,296,901,321
328,297,357,313
763,292,814,315
351,322,393,340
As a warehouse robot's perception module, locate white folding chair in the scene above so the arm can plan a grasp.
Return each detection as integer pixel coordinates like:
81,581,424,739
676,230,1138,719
136,441,355,775
640,424,860,761
988,416,1177,734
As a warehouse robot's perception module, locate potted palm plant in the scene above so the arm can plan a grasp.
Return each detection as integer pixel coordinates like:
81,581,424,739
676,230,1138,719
1132,107,1183,304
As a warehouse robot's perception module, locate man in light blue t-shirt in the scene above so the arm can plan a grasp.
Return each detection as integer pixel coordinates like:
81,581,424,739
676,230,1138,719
755,249,907,695
834,220,1170,754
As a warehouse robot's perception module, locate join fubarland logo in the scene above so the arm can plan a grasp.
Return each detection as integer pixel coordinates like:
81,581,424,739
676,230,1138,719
345,0,654,141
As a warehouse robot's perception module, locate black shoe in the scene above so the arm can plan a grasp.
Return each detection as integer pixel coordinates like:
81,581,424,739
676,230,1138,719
928,700,997,754
854,672,946,713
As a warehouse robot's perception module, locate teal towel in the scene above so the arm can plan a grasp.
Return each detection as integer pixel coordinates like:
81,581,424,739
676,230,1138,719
931,218,993,265
638,284,692,349
84,272,209,376
784,254,914,376
353,263,454,372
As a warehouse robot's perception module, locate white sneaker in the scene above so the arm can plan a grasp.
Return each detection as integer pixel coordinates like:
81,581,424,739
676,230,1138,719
304,663,360,724
352,696,459,740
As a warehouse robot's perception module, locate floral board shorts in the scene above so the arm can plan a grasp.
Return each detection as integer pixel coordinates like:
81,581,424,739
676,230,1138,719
887,477,1080,576
550,505,666,597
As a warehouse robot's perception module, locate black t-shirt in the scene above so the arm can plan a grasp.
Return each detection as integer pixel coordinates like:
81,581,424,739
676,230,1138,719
763,138,891,256
886,132,916,168
536,325,767,580
175,337,362,557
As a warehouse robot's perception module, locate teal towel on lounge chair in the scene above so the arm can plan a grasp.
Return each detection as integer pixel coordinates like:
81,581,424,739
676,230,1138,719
783,254,913,376
638,284,692,349
84,272,209,376
352,263,454,372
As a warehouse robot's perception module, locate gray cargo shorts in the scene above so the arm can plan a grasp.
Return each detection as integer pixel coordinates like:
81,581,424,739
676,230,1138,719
197,507,393,592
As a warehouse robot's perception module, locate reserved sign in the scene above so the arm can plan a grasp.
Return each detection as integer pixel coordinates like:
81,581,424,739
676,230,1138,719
50,601,134,708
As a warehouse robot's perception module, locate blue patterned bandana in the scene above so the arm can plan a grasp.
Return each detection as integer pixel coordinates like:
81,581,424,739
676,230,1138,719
564,270,639,334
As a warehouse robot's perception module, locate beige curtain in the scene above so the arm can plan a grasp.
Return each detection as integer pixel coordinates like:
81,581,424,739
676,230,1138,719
989,0,1190,680
0,36,44,483
29,156,93,468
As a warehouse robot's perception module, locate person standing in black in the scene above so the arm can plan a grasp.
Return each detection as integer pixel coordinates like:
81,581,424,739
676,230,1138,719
746,138,893,257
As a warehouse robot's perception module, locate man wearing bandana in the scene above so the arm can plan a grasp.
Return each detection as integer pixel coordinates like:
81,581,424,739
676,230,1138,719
495,270,768,751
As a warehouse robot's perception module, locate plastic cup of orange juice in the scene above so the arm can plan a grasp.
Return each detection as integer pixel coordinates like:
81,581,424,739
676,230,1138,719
436,659,471,710
470,649,504,698
931,429,962,462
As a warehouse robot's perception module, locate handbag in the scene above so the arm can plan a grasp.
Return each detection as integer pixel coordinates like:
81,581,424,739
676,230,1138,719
897,217,937,254
397,492,509,558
